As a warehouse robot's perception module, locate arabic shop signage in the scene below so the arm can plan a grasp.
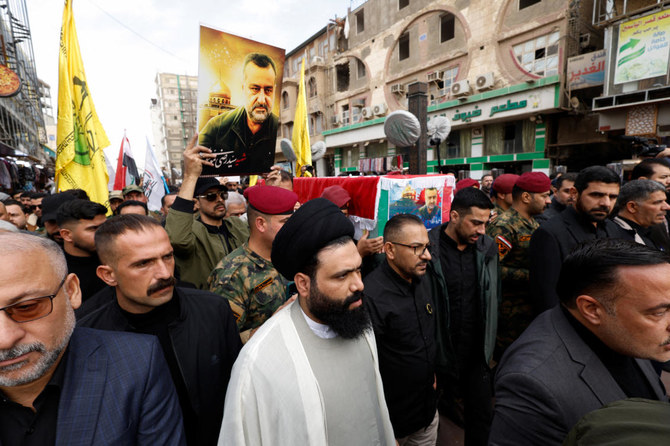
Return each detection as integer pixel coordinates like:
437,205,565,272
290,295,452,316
428,85,557,127
568,50,606,90
615,10,670,85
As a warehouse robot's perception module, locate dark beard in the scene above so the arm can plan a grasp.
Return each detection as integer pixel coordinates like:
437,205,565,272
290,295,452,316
307,288,371,339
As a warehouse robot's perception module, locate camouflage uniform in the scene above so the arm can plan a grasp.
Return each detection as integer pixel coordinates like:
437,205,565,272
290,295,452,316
486,207,539,359
208,242,290,342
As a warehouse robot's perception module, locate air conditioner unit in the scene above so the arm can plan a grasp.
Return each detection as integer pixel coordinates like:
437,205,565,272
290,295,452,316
331,115,341,126
352,98,366,108
579,33,591,49
475,73,495,91
391,83,406,94
360,107,373,119
373,103,388,116
312,56,325,64
427,71,444,82
451,79,470,97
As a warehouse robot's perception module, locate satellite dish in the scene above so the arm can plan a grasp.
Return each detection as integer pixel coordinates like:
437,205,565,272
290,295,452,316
311,141,327,161
280,138,296,162
384,110,421,148
427,116,451,146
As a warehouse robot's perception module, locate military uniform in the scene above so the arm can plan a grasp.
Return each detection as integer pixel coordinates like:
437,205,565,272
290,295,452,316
486,207,539,358
209,242,290,342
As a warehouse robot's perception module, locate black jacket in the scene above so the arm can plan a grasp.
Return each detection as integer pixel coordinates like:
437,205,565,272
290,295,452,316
364,260,436,438
529,206,624,313
77,287,242,446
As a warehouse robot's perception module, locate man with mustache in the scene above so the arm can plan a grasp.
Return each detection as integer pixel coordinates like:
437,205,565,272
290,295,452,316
0,233,185,445
490,239,669,445
220,199,395,445
613,179,670,249
198,52,279,175
364,214,438,445
530,166,623,313
77,215,242,446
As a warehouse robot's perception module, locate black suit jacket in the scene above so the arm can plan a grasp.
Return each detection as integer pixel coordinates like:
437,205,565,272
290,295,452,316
489,307,667,446
529,206,624,312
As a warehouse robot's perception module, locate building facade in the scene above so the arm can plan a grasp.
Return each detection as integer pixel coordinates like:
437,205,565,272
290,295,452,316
0,0,47,163
152,73,198,181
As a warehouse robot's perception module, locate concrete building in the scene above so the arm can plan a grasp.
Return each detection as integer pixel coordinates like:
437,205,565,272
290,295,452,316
592,0,670,159
153,73,198,181
0,0,46,162
318,0,612,178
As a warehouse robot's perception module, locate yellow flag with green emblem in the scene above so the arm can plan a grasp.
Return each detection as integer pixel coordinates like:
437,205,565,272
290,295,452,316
292,58,311,177
56,0,110,209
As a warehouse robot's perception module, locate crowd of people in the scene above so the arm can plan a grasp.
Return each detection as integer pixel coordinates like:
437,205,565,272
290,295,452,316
1,137,670,446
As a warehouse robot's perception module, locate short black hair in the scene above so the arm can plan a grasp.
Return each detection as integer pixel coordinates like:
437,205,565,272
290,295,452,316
161,192,177,207
65,189,90,200
450,187,493,215
243,53,277,78
631,158,670,180
557,238,670,312
95,214,162,265
115,200,148,216
31,192,48,199
383,214,423,242
4,199,29,215
56,199,107,226
280,170,293,184
574,166,620,193
554,172,578,189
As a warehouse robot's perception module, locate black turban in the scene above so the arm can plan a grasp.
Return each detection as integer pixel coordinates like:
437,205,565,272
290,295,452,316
272,198,355,280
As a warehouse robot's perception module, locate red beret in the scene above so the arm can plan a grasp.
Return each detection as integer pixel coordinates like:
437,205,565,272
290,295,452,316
321,185,351,208
515,172,551,193
492,174,519,194
455,178,480,192
244,185,298,215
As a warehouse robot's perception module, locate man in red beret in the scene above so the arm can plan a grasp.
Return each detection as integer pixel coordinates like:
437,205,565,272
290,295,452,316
208,185,298,343
490,174,519,223
486,171,551,359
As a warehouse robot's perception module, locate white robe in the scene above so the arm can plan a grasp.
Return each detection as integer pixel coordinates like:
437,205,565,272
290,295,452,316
219,300,395,445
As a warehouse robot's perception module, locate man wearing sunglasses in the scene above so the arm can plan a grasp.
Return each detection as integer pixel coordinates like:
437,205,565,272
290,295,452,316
0,233,185,445
166,137,249,289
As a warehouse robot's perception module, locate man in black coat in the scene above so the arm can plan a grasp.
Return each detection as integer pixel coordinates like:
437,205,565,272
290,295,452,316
77,214,242,446
529,166,624,312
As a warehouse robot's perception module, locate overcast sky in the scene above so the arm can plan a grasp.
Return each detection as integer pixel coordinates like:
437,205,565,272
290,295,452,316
27,0,347,170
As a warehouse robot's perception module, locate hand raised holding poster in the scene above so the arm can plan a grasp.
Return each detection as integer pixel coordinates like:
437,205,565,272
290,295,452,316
197,25,285,176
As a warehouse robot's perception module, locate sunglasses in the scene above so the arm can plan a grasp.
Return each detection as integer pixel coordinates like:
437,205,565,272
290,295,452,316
0,276,67,323
196,191,228,202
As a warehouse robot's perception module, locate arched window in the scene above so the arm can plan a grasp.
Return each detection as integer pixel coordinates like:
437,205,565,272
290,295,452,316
282,91,289,109
308,77,317,98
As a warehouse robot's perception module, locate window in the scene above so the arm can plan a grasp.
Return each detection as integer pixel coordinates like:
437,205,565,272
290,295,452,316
519,0,541,9
442,66,458,89
399,0,409,9
282,91,289,109
513,31,560,77
440,14,455,43
342,105,350,125
308,77,317,97
399,33,410,61
356,10,365,34
357,59,366,79
336,63,350,92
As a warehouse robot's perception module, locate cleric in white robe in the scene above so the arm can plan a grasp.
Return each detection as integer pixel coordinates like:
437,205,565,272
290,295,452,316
219,198,395,445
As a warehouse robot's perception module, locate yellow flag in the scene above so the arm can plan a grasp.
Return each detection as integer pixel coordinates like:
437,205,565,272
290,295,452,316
292,59,311,177
56,0,110,209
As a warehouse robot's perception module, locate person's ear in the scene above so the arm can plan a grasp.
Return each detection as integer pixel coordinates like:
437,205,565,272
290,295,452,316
294,272,311,297
575,294,607,326
59,228,74,243
96,265,118,287
64,273,82,310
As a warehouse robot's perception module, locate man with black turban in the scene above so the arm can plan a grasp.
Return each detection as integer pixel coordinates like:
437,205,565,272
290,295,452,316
219,198,395,445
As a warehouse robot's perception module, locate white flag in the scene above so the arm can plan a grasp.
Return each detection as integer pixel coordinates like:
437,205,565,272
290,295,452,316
103,151,116,192
142,137,167,212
